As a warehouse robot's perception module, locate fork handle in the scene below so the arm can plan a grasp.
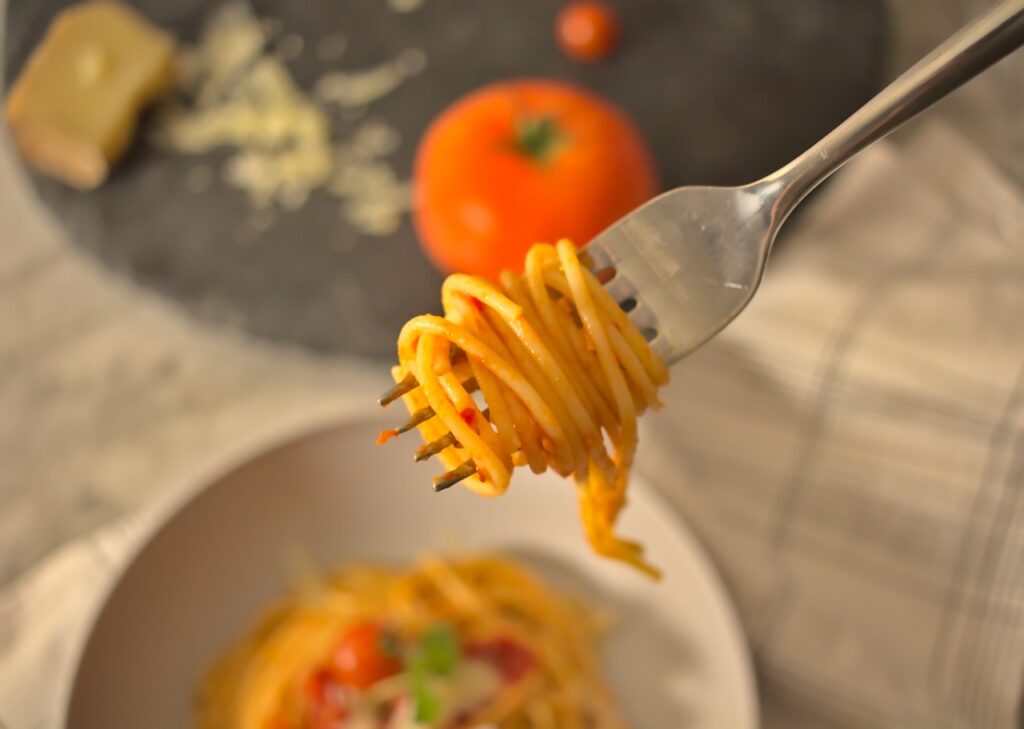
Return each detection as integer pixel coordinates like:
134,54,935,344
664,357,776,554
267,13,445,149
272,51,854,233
767,0,1024,218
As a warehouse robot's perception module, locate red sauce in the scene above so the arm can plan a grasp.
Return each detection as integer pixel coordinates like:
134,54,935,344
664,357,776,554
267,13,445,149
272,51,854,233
465,637,535,682
302,668,350,729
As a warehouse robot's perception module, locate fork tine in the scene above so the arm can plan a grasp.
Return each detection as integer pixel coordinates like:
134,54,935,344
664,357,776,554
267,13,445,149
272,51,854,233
394,403,491,439
415,432,458,462
602,273,635,305
378,373,418,407
377,374,480,408
624,301,659,336
432,460,476,492
579,252,615,282
593,266,616,284
578,249,596,271
398,406,435,433
579,242,613,273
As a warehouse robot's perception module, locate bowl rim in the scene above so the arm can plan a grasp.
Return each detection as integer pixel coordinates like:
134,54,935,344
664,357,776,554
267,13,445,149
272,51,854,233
59,410,760,728
57,408,368,728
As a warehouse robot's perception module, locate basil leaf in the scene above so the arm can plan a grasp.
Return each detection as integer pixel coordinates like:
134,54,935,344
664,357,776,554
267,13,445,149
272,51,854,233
417,625,459,676
404,624,459,723
412,674,441,723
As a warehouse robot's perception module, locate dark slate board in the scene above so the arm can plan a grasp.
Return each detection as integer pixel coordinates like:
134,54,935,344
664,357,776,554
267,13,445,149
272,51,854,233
3,0,886,358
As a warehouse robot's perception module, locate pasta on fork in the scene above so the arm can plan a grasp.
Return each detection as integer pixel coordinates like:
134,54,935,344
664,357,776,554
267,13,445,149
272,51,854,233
378,240,668,577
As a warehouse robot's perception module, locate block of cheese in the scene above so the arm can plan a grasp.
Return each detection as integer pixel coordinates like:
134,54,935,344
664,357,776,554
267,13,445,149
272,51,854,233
4,1,176,189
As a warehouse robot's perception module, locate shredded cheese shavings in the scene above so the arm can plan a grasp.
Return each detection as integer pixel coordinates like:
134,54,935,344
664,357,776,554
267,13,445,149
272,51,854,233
154,1,418,236
315,48,426,109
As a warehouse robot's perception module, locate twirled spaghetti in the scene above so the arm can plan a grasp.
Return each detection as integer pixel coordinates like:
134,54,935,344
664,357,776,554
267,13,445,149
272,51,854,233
386,240,669,577
195,555,628,729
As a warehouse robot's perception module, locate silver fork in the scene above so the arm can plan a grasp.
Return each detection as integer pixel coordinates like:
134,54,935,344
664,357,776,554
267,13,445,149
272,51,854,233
377,1,1022,492
588,0,1024,366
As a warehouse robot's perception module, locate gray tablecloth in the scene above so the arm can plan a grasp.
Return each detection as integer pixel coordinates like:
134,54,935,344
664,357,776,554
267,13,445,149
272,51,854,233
640,122,1024,729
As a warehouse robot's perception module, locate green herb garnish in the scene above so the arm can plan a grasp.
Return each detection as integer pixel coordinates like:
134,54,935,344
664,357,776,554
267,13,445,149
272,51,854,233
412,673,442,723
415,625,459,676
407,624,460,723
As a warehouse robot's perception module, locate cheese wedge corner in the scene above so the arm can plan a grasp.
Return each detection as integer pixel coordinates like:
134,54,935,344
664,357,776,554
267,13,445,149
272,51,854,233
4,1,176,189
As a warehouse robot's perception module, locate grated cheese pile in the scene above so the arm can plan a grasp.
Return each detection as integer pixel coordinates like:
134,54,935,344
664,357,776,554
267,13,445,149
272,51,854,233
154,1,423,236
315,48,425,109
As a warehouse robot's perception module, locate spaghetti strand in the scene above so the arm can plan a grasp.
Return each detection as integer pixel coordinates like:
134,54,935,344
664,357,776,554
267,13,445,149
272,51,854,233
389,241,669,576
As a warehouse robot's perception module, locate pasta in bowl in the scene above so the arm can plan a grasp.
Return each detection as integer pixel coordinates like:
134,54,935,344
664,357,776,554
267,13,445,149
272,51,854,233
60,419,756,729
195,555,627,729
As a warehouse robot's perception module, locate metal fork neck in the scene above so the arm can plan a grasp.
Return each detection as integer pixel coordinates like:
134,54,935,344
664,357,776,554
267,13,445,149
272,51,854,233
761,0,1024,232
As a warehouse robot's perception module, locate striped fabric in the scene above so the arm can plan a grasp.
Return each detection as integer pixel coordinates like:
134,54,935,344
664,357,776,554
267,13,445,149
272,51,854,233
640,123,1024,729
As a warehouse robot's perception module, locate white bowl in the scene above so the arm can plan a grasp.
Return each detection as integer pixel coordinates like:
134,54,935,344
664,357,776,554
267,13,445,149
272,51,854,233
62,416,758,728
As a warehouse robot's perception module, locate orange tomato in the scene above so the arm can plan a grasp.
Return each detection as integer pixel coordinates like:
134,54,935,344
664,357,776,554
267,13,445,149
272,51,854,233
301,669,349,729
413,80,658,280
326,622,402,691
555,1,622,63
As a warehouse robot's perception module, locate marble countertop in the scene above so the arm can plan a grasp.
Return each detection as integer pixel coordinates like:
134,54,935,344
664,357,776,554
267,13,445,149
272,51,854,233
2,0,1022,586
0,129,393,583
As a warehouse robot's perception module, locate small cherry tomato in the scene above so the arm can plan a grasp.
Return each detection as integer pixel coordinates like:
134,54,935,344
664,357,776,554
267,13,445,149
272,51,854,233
308,700,346,729
556,1,621,63
302,669,349,729
327,622,402,690
414,80,657,280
